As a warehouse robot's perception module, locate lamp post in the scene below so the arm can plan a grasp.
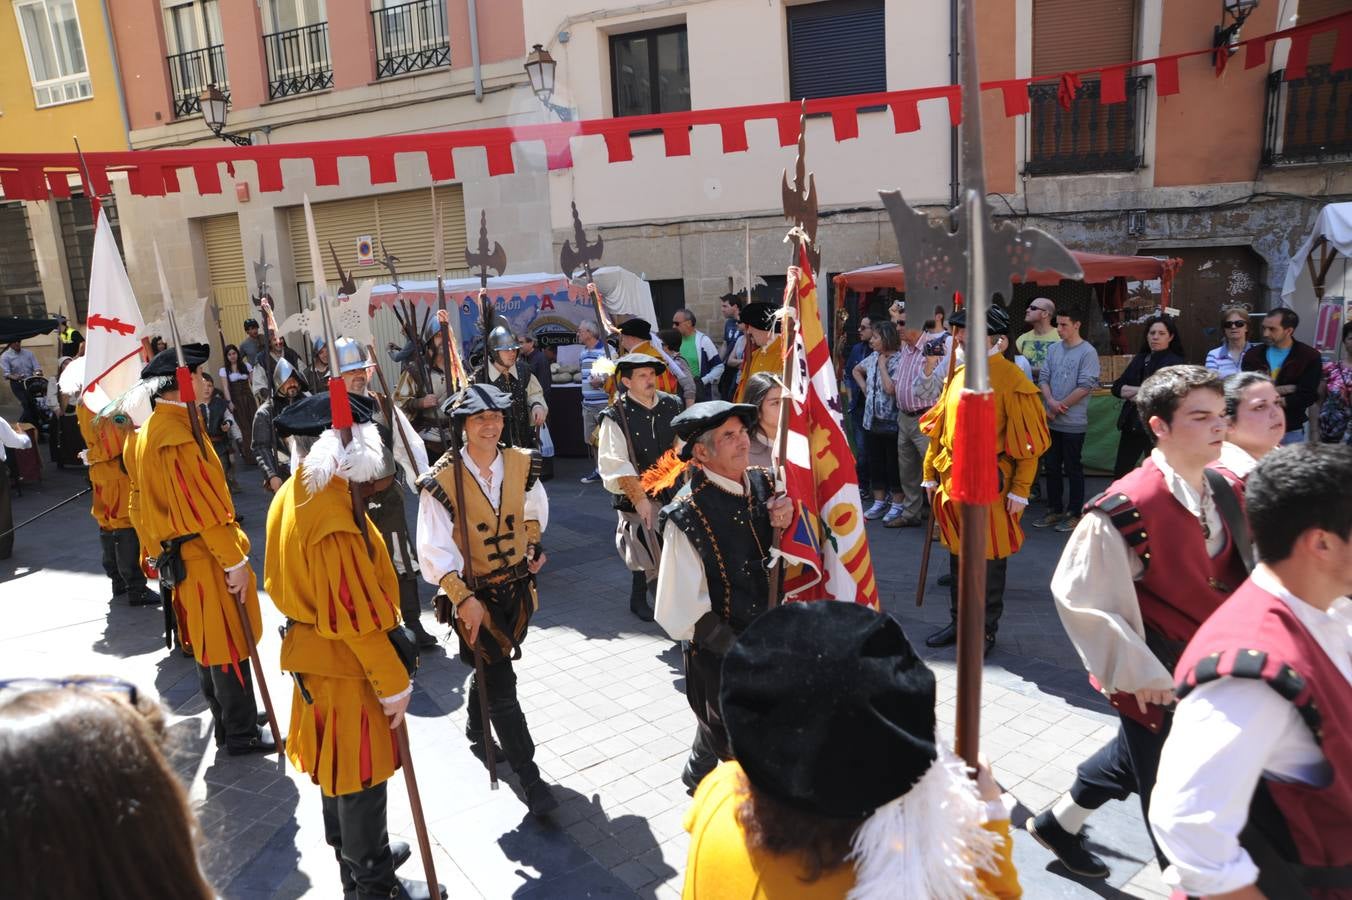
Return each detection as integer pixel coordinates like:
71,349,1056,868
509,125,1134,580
1213,0,1261,65
523,43,573,121
199,84,253,147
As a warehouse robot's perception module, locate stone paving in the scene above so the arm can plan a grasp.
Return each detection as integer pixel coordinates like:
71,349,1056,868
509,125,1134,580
1,434,1171,899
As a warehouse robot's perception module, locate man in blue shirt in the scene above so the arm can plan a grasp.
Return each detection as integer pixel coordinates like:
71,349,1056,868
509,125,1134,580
844,317,874,492
578,320,613,483
1241,308,1322,445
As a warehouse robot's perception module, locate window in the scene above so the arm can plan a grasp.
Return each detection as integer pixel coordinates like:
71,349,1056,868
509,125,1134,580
267,0,324,32
610,25,690,117
370,0,450,79
163,0,227,117
57,193,123,323
14,0,92,107
0,203,45,319
787,0,885,101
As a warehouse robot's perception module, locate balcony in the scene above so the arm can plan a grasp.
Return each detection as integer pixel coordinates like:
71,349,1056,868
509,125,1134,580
371,0,449,79
264,22,334,99
1263,64,1352,166
1025,75,1150,176
167,45,228,118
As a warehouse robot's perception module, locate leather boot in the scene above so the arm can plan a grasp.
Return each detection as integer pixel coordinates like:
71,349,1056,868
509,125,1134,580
399,577,437,649
629,571,654,622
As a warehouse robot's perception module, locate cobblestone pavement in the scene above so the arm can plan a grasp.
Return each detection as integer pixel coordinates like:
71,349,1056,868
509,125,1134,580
1,446,1169,899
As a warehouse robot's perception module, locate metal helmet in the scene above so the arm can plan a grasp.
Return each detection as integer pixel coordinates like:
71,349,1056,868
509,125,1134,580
488,325,519,354
274,357,299,389
333,337,368,375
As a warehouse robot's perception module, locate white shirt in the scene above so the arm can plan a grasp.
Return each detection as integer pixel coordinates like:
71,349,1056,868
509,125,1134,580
0,416,32,461
653,466,746,641
597,393,672,495
1215,441,1258,482
1052,449,1225,694
1150,565,1352,897
416,449,549,587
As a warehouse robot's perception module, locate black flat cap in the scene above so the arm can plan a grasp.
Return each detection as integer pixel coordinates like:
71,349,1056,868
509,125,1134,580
672,400,756,460
615,352,666,376
274,391,377,437
618,318,652,340
947,304,1011,336
740,302,776,332
440,383,513,419
140,343,210,379
721,601,938,819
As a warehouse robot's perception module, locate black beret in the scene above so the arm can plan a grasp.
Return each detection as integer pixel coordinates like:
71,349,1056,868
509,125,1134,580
140,343,210,379
947,304,1011,336
618,318,652,340
740,302,776,332
273,391,377,437
440,383,512,419
720,601,938,819
672,400,756,460
615,352,666,376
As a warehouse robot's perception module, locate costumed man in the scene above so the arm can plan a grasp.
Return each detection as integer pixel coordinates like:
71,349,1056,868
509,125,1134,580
415,384,559,817
1151,444,1352,899
122,343,275,755
265,391,444,900
73,371,155,607
395,329,452,461
598,353,684,622
333,337,436,648
479,324,546,451
921,305,1050,655
614,318,679,396
1030,365,1251,878
305,337,331,394
252,357,306,493
732,302,782,402
652,400,792,793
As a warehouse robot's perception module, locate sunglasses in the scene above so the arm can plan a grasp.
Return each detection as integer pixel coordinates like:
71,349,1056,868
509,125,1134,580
1224,321,1247,328
0,676,140,705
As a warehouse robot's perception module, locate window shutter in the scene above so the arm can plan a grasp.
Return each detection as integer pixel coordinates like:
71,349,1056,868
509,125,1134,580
1300,0,1352,64
1033,0,1137,76
201,214,244,285
287,195,380,282
787,0,886,101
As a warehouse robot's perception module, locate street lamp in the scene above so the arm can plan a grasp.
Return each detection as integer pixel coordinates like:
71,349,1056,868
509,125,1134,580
524,43,573,121
1213,0,1260,64
199,83,253,147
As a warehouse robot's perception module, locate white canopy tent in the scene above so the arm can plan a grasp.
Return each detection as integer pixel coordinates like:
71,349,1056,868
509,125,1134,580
1282,202,1352,354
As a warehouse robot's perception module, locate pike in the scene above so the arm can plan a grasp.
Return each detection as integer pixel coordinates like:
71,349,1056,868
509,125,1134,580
880,0,1081,767
303,197,439,890
464,210,507,384
0,486,92,539
154,242,284,753
379,241,434,401
251,237,280,402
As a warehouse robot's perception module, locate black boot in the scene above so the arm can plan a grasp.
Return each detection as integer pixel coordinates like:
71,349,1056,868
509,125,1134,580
629,571,654,622
399,577,437,649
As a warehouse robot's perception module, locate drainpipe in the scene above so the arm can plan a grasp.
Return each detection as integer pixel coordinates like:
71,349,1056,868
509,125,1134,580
948,0,960,211
99,0,133,147
467,0,483,102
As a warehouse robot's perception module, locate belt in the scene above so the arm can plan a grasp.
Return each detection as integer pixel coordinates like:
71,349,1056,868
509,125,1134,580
900,406,931,417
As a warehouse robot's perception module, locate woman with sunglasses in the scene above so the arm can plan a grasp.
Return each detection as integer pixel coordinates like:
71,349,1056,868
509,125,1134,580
1204,306,1253,378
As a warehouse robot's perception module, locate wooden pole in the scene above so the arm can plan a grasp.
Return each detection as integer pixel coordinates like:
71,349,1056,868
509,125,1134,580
394,722,438,892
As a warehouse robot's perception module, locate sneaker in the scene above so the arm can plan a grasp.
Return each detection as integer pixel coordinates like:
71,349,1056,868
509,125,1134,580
1032,512,1065,528
863,500,888,520
881,503,906,526
1027,810,1110,879
1055,515,1081,533
580,470,601,484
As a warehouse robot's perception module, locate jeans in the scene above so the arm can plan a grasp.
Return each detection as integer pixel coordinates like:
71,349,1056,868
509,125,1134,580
1114,428,1152,477
1045,429,1087,515
851,413,870,490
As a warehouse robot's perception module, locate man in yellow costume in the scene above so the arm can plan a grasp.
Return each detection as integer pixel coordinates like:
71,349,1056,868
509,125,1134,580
921,306,1050,655
613,318,679,396
123,343,275,755
732,302,782,402
266,390,443,900
415,384,558,817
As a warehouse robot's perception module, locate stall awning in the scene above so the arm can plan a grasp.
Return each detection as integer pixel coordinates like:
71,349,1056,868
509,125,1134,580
833,251,1182,293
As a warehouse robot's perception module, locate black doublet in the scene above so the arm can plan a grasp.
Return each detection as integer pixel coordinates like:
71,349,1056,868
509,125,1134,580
599,391,683,512
486,360,537,450
662,466,774,633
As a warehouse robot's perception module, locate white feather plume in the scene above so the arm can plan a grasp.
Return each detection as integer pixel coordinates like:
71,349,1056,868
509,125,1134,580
299,422,385,494
846,744,1001,900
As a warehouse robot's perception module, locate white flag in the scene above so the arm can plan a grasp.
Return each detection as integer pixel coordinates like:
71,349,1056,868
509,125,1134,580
82,212,145,413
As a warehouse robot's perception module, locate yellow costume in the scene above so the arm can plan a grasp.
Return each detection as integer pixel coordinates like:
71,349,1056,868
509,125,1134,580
733,335,783,402
608,340,678,399
124,402,261,667
77,403,133,530
921,354,1050,559
682,761,1022,899
265,466,409,797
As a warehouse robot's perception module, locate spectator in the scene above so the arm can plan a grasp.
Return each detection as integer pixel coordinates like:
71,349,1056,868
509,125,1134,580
1212,371,1286,490
844,317,874,495
741,372,785,469
683,601,1020,899
1,340,42,428
218,343,256,461
672,309,724,401
1017,297,1060,382
1316,320,1352,444
718,293,744,399
892,320,948,528
577,320,611,484
57,315,84,358
0,677,215,899
657,328,699,407
1112,316,1185,476
852,319,906,525
1034,309,1100,533
149,335,167,355
238,318,263,363
521,331,553,410
932,304,947,333
0,414,33,558
1241,307,1322,444
887,297,906,326
1204,305,1253,378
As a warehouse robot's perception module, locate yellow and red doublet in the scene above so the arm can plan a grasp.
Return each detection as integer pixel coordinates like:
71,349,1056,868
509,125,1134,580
265,465,409,797
78,403,133,531
921,354,1051,560
733,335,784,402
607,340,679,399
125,402,261,668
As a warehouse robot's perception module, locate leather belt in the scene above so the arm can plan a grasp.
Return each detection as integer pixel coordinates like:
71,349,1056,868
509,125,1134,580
900,406,931,417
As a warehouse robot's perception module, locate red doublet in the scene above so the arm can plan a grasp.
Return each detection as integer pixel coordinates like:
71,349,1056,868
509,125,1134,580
1176,579,1352,896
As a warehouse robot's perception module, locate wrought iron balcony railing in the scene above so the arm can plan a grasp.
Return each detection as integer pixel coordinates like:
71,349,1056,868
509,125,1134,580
167,45,228,118
1263,64,1352,166
371,0,449,79
1025,74,1150,176
264,22,334,99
